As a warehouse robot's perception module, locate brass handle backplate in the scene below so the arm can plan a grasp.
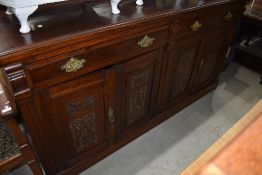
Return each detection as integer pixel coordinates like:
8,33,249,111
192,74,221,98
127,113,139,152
224,12,233,21
138,35,155,48
108,107,115,124
61,57,86,73
191,21,202,31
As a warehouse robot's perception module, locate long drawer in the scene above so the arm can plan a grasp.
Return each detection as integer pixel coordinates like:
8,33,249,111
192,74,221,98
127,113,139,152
25,28,168,88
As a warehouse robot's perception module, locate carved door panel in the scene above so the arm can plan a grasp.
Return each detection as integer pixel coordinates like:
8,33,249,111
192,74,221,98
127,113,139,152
191,26,228,92
41,69,116,169
160,35,205,108
117,49,162,136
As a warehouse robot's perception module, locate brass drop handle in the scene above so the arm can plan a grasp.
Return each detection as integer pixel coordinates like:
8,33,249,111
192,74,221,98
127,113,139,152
138,35,155,48
191,21,202,31
224,12,233,21
108,107,115,124
61,57,86,73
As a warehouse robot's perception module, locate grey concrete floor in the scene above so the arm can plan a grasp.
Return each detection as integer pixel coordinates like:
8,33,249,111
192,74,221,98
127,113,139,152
8,62,262,175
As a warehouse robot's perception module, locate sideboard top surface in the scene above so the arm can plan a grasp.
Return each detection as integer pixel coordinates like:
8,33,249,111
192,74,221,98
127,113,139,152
0,0,239,65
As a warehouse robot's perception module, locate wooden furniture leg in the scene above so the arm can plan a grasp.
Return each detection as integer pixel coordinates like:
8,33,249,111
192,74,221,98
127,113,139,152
0,73,44,175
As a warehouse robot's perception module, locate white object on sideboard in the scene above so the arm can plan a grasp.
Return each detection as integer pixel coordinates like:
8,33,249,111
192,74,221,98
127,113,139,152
111,0,143,14
0,0,143,33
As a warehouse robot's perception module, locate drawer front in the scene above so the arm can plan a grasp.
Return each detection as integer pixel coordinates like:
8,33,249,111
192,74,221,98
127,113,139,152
171,14,209,36
209,3,242,27
26,28,168,87
171,3,241,37
171,13,209,37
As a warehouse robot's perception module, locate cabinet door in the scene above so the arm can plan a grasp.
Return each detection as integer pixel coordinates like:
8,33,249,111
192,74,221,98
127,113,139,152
117,49,162,136
191,26,228,92
37,69,116,169
160,35,205,108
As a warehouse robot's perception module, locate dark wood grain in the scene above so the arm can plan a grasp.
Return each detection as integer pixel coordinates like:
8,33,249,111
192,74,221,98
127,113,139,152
191,25,229,93
0,0,242,65
162,34,204,108
0,0,247,174
117,48,162,137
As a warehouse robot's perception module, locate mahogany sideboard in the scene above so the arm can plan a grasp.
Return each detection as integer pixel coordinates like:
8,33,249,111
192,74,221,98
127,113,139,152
0,0,246,174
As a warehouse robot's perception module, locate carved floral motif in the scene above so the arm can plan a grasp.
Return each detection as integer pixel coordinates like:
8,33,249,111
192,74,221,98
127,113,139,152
130,70,150,89
128,86,148,125
69,113,98,152
66,96,95,116
126,68,151,125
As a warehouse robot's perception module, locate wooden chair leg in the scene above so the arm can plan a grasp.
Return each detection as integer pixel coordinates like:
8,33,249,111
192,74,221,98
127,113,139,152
5,119,44,175
21,144,43,175
28,160,44,175
1,72,44,175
